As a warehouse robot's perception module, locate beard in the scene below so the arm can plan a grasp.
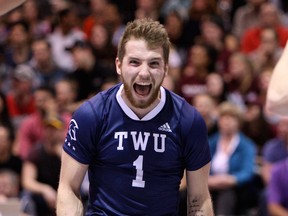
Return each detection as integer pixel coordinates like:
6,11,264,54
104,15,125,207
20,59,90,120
121,76,163,109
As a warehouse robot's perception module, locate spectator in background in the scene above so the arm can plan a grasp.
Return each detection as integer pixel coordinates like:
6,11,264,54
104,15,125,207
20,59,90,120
159,0,191,20
241,67,275,152
224,52,258,112
21,0,52,39
0,122,23,207
0,92,14,131
197,14,236,78
82,0,109,40
248,27,283,74
208,101,257,215
29,38,66,88
182,0,218,48
21,115,67,216
0,123,22,177
4,20,32,68
259,117,288,216
163,9,186,52
193,93,218,136
65,40,117,101
54,78,80,114
6,64,36,128
0,45,13,93
134,0,162,21
14,85,71,160
103,3,126,48
0,169,21,200
261,118,288,185
232,0,265,39
241,2,288,54
89,23,117,73
163,9,186,84
197,15,226,55
179,43,215,103
267,157,288,216
206,72,227,104
48,5,85,72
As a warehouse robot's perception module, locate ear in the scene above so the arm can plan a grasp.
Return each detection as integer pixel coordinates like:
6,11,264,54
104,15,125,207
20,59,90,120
164,64,169,76
115,57,121,76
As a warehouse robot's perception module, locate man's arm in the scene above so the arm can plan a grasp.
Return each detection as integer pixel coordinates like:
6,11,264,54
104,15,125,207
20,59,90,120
57,150,88,216
22,161,57,209
268,203,288,216
186,163,214,216
0,0,26,16
266,41,288,116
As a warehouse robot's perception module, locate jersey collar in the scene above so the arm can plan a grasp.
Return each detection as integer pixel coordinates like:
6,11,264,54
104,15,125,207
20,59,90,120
116,84,166,121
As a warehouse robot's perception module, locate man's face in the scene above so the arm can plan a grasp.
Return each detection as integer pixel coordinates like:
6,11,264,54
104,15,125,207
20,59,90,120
116,39,168,109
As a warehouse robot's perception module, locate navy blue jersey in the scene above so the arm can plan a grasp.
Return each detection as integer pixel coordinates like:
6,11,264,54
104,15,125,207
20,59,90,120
63,84,211,215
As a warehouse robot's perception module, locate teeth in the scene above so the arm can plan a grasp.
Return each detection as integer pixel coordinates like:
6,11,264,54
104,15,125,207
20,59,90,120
136,82,150,86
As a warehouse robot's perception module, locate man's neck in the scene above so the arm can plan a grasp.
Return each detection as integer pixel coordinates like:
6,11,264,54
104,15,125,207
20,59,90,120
121,91,161,119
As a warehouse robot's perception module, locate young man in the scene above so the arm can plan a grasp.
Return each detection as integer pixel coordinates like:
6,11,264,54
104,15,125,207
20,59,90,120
57,18,214,215
0,0,26,15
266,41,288,116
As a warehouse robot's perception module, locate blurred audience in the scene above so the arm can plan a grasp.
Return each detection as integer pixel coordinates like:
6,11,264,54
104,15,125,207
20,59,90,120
21,115,67,216
29,38,66,88
241,2,288,53
0,1,286,215
179,43,215,103
232,0,266,38
47,5,85,72
5,64,36,128
248,27,283,74
65,40,117,101
4,20,32,68
193,93,218,136
15,85,70,160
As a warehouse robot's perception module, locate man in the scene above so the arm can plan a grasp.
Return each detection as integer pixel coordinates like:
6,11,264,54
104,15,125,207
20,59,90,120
266,41,288,116
57,18,213,215
0,0,25,16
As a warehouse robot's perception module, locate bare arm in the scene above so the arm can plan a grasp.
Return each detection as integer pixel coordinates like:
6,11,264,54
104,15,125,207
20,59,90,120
22,161,57,209
56,150,88,216
266,41,288,116
186,163,214,216
268,203,288,216
0,0,26,15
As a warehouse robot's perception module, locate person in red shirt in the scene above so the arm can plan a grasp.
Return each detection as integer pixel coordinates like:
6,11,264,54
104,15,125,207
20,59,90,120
241,2,288,54
6,64,36,128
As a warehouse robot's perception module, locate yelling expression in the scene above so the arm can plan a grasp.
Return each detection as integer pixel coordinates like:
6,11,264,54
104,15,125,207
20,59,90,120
116,39,168,110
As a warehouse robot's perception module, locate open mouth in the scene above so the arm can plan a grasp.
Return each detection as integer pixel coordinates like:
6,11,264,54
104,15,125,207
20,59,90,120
134,83,152,96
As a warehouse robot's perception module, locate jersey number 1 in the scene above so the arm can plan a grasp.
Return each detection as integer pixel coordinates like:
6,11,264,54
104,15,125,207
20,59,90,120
132,155,145,188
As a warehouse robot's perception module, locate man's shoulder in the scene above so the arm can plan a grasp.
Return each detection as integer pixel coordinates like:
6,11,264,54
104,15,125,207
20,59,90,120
78,84,120,114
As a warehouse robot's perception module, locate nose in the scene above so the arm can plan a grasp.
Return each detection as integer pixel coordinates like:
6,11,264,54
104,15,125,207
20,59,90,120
138,63,150,79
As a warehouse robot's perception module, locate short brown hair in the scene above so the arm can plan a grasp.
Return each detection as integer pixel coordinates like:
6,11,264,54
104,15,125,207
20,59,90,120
218,102,243,123
117,18,171,64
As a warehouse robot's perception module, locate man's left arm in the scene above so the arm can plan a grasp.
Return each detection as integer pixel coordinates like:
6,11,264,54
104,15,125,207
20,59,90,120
186,162,214,216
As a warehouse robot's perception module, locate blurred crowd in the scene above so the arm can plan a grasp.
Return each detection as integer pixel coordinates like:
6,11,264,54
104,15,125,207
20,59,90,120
0,0,288,215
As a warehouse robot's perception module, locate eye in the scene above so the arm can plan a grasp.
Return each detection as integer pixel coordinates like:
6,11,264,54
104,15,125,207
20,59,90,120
149,61,160,68
129,59,140,66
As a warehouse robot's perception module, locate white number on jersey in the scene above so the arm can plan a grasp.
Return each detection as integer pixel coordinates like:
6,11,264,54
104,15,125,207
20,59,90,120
132,155,145,188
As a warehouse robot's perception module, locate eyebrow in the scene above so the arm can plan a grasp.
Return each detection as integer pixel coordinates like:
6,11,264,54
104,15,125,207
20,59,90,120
127,56,163,61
